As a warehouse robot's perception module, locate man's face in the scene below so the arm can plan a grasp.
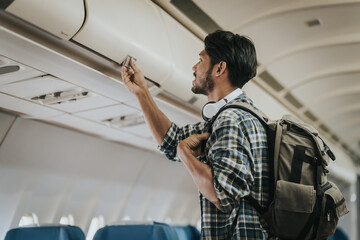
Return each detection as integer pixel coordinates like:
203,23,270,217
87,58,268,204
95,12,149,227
191,50,214,95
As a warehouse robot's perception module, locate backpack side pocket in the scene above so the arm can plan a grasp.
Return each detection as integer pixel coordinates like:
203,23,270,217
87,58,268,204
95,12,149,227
315,181,349,240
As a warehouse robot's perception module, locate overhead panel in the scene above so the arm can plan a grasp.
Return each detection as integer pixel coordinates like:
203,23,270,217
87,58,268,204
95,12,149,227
0,93,62,119
76,104,139,122
4,0,85,40
0,55,44,86
72,0,173,86
0,75,118,114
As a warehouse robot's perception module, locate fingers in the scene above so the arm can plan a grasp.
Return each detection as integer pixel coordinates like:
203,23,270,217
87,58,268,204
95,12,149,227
196,132,211,140
121,65,134,82
129,58,139,72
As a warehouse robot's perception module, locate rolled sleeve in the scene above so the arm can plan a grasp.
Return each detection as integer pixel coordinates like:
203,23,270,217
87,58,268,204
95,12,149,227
208,113,255,213
157,122,206,162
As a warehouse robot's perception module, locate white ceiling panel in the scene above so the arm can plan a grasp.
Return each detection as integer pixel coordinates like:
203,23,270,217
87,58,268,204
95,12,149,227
0,93,62,119
0,55,44,86
123,124,153,139
291,72,360,105
308,93,360,117
51,95,118,113
48,114,157,151
325,110,360,131
48,114,123,137
0,75,74,98
266,43,360,88
239,3,360,64
194,0,298,30
76,104,139,121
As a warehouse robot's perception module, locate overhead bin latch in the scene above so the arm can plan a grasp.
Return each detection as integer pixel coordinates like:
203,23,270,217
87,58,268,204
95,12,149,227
121,55,137,69
120,54,161,96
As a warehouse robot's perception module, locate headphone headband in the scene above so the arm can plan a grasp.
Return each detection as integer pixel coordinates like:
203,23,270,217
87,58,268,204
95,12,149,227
202,88,243,121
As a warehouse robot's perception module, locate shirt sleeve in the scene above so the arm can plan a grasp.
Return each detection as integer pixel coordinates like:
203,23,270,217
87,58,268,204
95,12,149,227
158,121,205,162
208,110,256,213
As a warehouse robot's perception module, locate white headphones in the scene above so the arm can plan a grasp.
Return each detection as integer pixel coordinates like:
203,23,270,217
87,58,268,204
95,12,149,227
202,88,243,121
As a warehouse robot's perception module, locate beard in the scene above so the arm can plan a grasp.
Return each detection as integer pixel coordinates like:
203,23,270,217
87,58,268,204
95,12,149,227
191,67,214,95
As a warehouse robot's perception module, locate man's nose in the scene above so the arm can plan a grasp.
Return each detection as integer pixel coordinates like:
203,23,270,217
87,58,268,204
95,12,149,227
192,62,198,71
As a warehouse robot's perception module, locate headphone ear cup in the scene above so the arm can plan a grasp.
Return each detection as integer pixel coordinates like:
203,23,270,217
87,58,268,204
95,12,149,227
202,101,218,121
202,103,210,121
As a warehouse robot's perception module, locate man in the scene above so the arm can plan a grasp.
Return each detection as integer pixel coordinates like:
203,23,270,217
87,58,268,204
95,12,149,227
122,30,269,239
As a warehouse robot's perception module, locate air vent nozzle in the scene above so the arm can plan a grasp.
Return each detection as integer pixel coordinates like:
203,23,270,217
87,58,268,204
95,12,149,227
30,88,93,105
103,113,145,128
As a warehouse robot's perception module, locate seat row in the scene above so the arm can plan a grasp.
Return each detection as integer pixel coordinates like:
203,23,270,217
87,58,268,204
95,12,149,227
4,222,200,240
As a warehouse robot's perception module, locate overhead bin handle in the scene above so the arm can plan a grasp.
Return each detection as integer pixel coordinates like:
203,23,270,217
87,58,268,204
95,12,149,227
121,55,137,69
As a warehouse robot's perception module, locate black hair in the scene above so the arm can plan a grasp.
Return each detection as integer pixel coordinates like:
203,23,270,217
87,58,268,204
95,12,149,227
204,30,257,88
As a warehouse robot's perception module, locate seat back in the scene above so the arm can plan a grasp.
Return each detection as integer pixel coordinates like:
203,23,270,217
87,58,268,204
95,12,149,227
173,225,201,240
4,225,85,240
93,223,179,240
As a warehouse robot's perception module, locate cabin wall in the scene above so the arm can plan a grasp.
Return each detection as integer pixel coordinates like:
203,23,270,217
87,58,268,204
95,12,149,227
0,111,199,239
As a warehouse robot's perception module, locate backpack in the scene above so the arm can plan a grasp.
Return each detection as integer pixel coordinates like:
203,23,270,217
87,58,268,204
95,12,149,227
212,102,349,240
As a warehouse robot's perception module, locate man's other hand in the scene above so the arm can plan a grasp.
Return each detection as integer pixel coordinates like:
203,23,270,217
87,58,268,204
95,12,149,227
177,133,210,159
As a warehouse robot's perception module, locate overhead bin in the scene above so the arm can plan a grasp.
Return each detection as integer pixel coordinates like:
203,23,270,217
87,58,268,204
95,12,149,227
160,10,206,105
72,0,173,86
3,0,85,40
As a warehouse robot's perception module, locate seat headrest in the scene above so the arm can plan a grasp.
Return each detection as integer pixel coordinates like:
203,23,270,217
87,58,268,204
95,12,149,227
4,225,85,240
93,223,179,240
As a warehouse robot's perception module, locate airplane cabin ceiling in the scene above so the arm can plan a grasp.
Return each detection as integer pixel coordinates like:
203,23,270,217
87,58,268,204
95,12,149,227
156,0,360,161
0,0,358,162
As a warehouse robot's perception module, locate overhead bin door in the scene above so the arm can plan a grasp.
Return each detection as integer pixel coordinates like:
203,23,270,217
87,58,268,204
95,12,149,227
72,0,173,86
4,0,85,40
160,10,207,108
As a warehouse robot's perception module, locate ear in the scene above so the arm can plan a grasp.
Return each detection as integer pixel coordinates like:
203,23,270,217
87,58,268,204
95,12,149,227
215,61,227,77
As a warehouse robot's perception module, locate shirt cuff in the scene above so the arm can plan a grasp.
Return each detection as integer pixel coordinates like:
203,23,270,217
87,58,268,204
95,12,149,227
212,171,236,213
157,122,180,161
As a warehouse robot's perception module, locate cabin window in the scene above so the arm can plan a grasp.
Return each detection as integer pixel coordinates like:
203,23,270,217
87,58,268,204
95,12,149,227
86,216,105,240
18,213,39,227
59,214,75,225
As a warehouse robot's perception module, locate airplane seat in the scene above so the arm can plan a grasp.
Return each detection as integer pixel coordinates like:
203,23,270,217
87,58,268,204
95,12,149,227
173,225,201,240
4,225,85,240
328,227,349,240
93,222,179,240
153,222,179,240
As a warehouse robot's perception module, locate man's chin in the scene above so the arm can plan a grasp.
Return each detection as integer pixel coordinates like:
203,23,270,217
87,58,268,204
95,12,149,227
191,86,207,95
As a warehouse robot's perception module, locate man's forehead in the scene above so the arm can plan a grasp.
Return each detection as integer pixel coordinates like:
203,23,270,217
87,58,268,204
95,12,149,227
199,50,206,56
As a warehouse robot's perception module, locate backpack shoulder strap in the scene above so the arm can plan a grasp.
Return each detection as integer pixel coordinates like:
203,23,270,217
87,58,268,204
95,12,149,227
211,101,270,126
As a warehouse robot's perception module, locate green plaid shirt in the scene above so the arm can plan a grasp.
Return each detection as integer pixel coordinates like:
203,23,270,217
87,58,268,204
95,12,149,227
158,92,270,239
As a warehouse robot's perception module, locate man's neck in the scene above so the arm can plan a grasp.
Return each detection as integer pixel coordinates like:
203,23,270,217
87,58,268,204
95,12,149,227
207,86,238,102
